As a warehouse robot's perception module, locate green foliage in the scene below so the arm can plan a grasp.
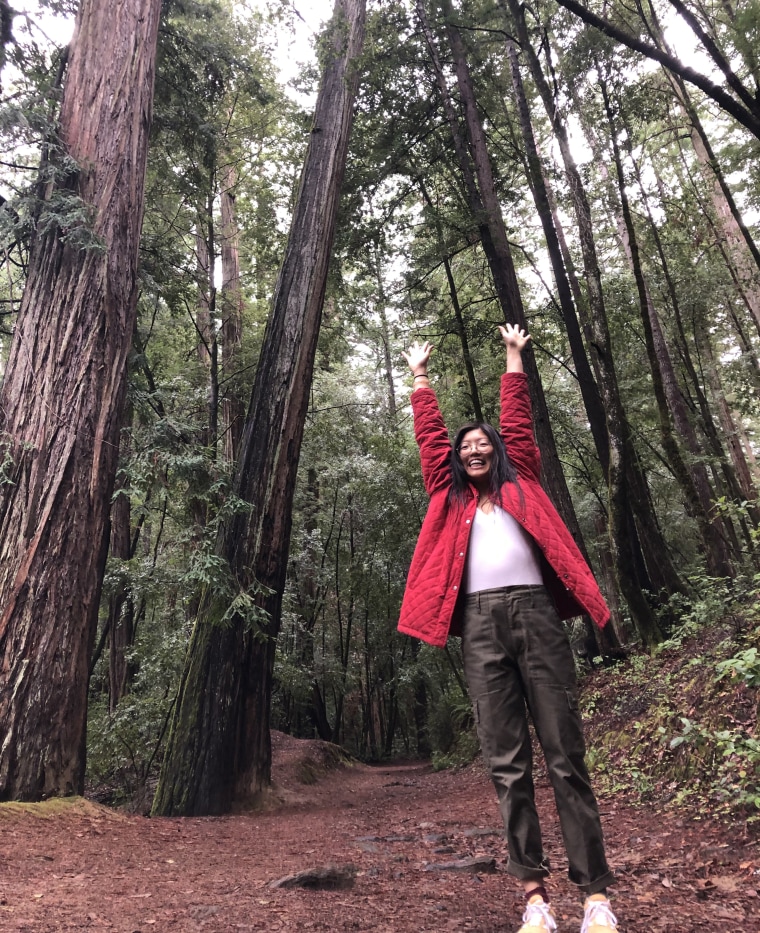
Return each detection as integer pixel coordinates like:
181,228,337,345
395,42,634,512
429,687,479,771
6,0,752,811
656,562,760,649
716,647,760,689
88,625,187,811
581,607,760,822
667,716,760,816
35,186,106,252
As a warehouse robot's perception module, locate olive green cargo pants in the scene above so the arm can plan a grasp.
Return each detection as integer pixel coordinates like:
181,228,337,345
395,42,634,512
461,584,615,895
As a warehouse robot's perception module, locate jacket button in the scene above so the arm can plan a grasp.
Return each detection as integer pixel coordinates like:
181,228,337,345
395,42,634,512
466,519,471,524
459,552,464,557
453,585,458,591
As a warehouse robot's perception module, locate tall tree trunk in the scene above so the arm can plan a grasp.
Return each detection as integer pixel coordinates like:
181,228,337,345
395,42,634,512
504,36,621,655
108,408,138,710
193,214,215,537
409,636,431,757
570,70,687,608
503,0,666,639
674,302,760,548
195,207,218,458
220,161,245,462
641,4,760,336
505,38,609,473
427,0,593,599
152,0,366,817
552,0,760,140
636,162,737,574
0,0,161,801
332,498,356,746
599,76,687,619
702,338,759,510
418,179,483,421
370,245,398,420
195,220,214,370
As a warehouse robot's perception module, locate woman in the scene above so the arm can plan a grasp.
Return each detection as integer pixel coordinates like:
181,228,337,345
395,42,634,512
399,325,619,933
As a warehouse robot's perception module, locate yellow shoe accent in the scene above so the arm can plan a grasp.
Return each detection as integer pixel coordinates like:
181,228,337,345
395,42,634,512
518,894,557,933
581,895,618,933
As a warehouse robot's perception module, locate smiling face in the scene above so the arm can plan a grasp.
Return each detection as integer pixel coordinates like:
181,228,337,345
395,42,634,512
457,428,494,488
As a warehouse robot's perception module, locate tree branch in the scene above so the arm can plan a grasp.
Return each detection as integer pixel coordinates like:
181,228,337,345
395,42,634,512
553,0,760,140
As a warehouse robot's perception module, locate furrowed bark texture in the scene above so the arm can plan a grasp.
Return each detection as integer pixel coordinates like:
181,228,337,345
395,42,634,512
0,0,161,800
152,0,366,817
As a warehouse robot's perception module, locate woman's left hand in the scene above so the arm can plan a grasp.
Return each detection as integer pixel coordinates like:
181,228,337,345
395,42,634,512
498,323,531,352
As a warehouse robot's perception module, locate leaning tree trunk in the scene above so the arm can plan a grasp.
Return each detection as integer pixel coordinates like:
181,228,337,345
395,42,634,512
152,0,366,817
642,1,760,334
0,0,161,801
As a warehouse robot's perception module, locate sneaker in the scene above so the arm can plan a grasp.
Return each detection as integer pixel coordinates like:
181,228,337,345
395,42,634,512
517,894,557,933
581,895,618,933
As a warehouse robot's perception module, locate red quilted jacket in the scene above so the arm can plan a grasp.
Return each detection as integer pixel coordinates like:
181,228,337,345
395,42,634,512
397,372,610,647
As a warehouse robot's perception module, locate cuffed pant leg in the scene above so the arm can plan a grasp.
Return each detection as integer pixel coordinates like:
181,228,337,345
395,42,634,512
512,587,615,894
461,590,549,882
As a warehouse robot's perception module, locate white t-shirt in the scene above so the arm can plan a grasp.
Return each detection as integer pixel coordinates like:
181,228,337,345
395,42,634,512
464,504,543,594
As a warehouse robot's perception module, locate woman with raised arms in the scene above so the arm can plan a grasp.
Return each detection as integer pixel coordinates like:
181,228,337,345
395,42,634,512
399,324,619,933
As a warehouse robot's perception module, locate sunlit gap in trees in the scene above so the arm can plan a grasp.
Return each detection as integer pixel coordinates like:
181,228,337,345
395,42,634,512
246,0,334,106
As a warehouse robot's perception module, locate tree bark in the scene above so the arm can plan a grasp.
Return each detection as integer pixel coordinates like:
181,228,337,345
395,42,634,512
428,0,593,594
220,161,245,462
598,76,686,622
502,0,667,639
152,0,366,817
0,0,161,801
634,160,737,575
503,35,622,655
641,3,760,336
418,179,483,421
108,411,138,711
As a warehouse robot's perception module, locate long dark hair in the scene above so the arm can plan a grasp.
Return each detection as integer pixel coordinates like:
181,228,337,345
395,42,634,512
448,421,518,507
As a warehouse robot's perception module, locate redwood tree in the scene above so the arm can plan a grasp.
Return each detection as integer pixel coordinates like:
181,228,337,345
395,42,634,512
153,0,367,817
0,0,162,800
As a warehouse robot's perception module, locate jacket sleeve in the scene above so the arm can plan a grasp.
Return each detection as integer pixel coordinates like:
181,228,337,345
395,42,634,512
500,372,541,482
411,388,453,496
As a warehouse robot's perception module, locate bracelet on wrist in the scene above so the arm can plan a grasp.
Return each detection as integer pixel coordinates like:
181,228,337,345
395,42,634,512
413,373,428,381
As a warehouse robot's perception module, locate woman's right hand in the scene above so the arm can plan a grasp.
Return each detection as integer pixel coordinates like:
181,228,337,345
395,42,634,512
402,340,433,376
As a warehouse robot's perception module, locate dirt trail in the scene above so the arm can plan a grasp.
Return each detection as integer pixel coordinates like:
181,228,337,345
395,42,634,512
1,735,757,932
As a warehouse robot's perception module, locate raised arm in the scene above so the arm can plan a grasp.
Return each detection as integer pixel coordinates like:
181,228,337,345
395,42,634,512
499,322,530,373
403,340,452,496
402,340,433,392
498,325,541,482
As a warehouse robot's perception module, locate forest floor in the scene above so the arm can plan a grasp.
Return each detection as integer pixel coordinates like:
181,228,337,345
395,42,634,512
0,729,757,933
